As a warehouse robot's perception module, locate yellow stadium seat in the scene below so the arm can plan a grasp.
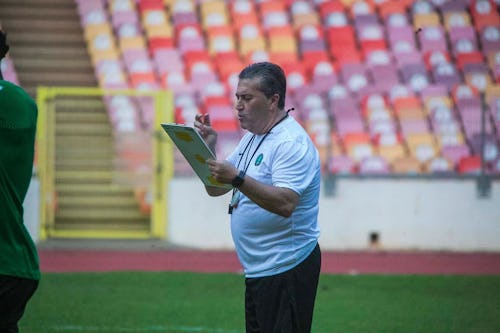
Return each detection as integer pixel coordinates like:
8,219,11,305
84,23,113,42
485,84,500,102
413,12,440,29
443,11,472,30
118,35,147,52
239,36,266,57
378,144,407,163
144,24,174,38
200,0,229,28
406,132,438,162
268,36,297,54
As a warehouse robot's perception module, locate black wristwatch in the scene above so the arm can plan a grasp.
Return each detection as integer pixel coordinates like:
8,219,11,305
231,170,245,188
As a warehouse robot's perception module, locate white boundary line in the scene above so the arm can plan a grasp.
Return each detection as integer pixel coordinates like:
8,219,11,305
50,325,243,333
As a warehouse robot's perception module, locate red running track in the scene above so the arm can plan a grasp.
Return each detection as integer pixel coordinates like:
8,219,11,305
39,250,500,275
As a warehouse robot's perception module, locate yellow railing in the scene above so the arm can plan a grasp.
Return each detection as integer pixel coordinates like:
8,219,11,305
36,87,173,240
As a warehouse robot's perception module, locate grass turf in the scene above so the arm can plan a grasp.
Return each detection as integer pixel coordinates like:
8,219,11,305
20,272,500,333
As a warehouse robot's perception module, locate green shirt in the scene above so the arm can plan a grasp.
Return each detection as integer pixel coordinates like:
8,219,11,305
0,79,40,280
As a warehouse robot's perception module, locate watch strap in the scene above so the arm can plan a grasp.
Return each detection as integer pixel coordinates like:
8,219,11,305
231,170,245,188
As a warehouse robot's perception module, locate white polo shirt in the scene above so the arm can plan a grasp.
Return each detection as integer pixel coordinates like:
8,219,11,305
226,116,321,278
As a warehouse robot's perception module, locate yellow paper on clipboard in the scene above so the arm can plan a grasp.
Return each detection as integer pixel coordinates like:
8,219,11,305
161,123,232,189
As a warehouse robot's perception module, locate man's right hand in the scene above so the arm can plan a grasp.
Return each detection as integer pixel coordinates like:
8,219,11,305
194,113,217,154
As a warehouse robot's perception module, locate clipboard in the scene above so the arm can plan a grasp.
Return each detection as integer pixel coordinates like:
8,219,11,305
161,123,232,189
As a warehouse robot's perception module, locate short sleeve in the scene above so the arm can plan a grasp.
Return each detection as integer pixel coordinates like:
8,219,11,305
270,137,319,195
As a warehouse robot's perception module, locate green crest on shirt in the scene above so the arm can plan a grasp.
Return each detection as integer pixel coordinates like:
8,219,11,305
255,153,263,166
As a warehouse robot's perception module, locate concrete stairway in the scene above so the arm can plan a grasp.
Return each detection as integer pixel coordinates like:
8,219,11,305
0,0,150,235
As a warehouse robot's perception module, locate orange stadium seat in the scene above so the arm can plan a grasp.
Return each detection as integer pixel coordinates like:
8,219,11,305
230,1,259,30
290,1,320,28
391,156,423,174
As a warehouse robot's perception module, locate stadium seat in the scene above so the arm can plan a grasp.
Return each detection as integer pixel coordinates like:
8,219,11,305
470,0,500,31
237,22,266,55
378,1,407,19
230,0,259,31
342,132,375,162
327,155,357,174
423,156,454,174
480,26,500,55
431,62,461,91
391,156,423,174
358,155,391,174
318,0,345,19
443,11,471,31
207,25,237,55
290,1,320,28
406,132,438,162
417,26,448,53
457,155,482,174
199,0,229,28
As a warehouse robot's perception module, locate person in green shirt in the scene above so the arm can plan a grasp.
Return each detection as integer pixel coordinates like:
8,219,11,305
0,30,40,333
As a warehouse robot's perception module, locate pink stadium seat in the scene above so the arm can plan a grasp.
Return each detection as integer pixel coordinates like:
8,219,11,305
400,63,430,93
469,134,499,162
431,62,461,91
424,156,454,174
327,155,357,174
480,26,500,55
111,10,139,29
153,49,184,74
441,144,471,165
399,119,430,136
418,26,448,53
420,84,449,100
438,0,468,12
358,155,391,174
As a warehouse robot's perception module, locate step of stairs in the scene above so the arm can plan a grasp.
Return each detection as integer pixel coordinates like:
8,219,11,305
1,0,153,237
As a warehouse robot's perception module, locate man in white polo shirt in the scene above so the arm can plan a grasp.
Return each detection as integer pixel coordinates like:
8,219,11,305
195,62,321,333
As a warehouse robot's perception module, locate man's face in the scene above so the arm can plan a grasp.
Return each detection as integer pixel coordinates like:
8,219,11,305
235,77,277,134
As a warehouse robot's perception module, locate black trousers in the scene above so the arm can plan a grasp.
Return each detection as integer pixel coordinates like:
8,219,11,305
244,244,321,333
0,275,39,333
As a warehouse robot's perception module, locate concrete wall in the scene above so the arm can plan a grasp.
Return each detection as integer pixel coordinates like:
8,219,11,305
168,178,500,251
24,177,500,251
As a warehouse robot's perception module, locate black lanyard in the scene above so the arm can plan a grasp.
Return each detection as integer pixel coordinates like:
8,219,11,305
236,114,289,173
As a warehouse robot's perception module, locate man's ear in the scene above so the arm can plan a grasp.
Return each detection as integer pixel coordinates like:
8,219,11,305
269,93,280,110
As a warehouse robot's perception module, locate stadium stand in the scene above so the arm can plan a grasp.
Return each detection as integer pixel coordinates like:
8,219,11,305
8,0,500,186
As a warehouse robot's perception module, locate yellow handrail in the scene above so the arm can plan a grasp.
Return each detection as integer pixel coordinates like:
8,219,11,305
36,86,173,240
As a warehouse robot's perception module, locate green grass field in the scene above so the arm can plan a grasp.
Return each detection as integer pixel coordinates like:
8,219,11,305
20,272,500,333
